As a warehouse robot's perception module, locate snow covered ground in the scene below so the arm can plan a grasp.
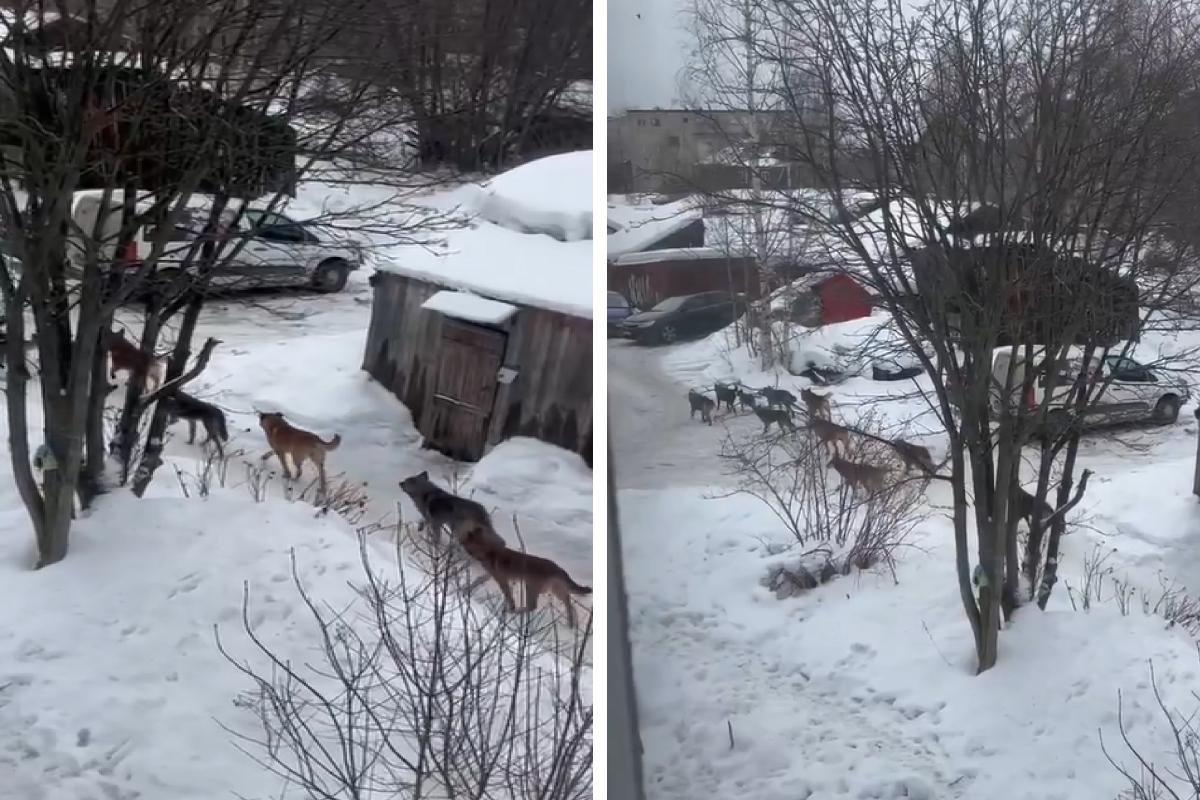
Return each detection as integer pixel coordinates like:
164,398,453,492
0,175,593,798
612,332,1200,800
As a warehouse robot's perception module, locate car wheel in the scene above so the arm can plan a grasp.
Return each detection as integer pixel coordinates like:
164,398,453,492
1153,395,1181,424
659,324,678,344
312,259,350,293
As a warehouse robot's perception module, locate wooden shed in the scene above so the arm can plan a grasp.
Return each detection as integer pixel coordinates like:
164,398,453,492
363,150,593,466
364,276,591,464
773,272,874,327
608,247,759,309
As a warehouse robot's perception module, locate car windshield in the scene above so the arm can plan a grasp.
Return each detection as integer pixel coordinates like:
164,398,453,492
651,296,689,312
608,293,629,309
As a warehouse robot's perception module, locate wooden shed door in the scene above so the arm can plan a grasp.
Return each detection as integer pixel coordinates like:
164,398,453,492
429,320,507,461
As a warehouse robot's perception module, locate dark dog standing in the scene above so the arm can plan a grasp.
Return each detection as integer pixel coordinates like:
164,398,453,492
754,405,796,433
759,387,798,414
736,387,759,411
161,391,229,456
688,390,716,425
714,382,738,412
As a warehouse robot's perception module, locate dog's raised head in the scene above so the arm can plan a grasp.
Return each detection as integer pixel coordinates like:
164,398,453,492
399,470,434,499
257,410,285,432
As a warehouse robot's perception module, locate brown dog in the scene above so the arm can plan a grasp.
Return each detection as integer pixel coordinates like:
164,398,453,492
807,417,850,454
461,527,593,628
800,387,832,419
258,411,341,493
105,329,165,391
891,438,935,475
828,454,890,495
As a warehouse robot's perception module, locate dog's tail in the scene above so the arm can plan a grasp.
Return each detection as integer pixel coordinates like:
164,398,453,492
322,433,342,450
565,575,592,595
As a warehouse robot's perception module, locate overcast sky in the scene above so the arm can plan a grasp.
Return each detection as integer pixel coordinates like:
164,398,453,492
608,0,693,114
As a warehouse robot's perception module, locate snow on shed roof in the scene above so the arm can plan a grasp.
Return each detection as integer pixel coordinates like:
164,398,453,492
377,152,592,319
475,150,593,242
378,221,591,319
611,246,731,266
421,290,519,325
607,196,703,257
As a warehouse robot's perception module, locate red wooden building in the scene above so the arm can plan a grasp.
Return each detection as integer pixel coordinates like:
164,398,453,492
772,272,874,327
607,247,760,309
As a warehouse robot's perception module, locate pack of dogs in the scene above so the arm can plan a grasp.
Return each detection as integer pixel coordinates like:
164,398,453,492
104,328,591,628
104,329,340,495
685,380,940,498
683,380,1057,528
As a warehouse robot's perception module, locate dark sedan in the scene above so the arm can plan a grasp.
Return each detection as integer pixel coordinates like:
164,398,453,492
617,290,745,344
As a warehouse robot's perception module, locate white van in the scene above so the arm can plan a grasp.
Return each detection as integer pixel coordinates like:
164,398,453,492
67,191,363,293
990,347,1188,430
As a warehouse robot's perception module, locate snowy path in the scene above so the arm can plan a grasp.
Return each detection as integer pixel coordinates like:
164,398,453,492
609,341,731,490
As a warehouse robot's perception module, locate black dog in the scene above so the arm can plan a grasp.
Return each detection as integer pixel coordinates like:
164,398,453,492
754,405,796,433
759,387,798,413
688,389,716,425
161,391,229,456
714,382,738,412
736,387,759,411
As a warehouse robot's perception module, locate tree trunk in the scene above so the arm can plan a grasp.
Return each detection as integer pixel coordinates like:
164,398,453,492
131,295,204,497
3,295,49,563
112,297,164,484
1037,437,1085,609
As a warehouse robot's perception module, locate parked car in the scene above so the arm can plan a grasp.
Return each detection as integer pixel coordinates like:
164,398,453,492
67,192,364,294
617,291,745,344
990,348,1189,433
608,291,636,337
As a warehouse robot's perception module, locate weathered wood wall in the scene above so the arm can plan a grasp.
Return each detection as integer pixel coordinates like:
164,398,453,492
489,306,592,465
364,272,593,466
362,273,445,441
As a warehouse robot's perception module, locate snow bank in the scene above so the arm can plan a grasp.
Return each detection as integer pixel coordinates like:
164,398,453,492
475,151,593,242
465,437,593,585
0,491,366,799
788,312,928,375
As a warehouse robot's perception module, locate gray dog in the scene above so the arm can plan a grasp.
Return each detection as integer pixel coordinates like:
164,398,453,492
399,471,506,550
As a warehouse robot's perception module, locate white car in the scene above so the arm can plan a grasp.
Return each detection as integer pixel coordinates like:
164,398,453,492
990,348,1189,432
68,192,364,293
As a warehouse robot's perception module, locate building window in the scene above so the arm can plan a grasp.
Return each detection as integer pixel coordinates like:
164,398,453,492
667,135,680,147
653,118,661,127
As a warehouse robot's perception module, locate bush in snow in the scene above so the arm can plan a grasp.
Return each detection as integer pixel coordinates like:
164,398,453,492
219,521,592,800
1105,661,1200,798
719,410,926,596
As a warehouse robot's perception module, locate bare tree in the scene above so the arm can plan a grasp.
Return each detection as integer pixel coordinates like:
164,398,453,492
692,0,1200,671
0,0,447,567
325,0,592,171
219,527,593,799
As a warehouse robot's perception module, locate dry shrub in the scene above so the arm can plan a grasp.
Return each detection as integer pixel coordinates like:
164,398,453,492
1066,545,1200,636
218,530,592,800
720,408,926,597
